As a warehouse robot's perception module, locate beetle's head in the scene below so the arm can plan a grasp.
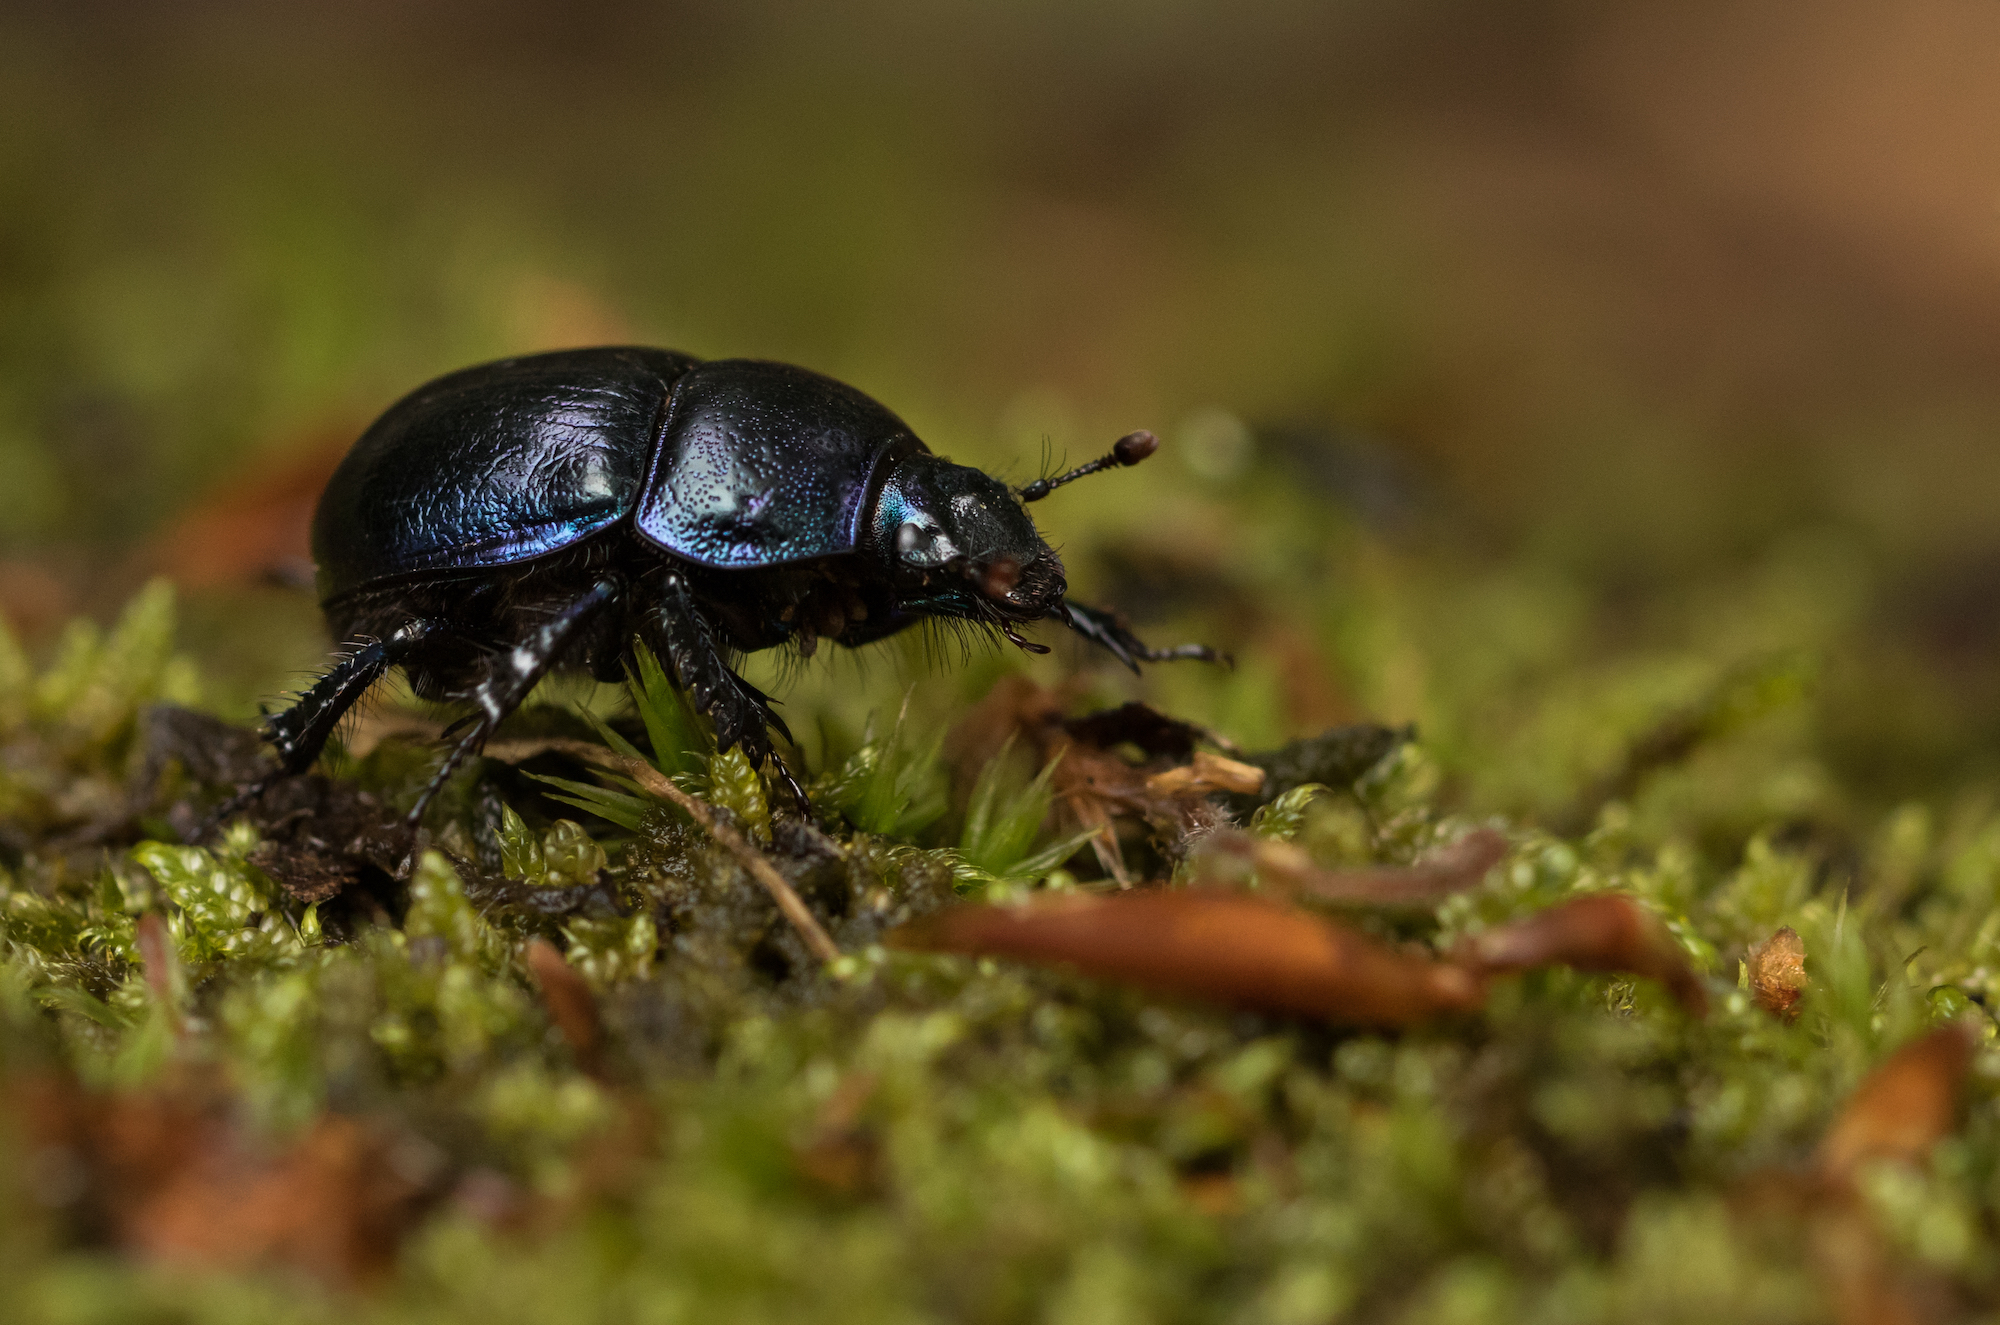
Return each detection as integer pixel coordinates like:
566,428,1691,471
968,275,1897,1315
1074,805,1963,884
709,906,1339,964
867,453,1067,631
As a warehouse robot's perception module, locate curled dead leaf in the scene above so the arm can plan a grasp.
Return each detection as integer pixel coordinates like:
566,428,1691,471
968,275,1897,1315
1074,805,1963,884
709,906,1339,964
900,892,1464,1024
945,678,1251,886
0,558,74,638
133,912,180,1029
1818,1022,1977,1183
890,889,1484,1025
122,1114,433,1280
1795,1021,1980,1325
892,887,1709,1026
1749,926,1808,1022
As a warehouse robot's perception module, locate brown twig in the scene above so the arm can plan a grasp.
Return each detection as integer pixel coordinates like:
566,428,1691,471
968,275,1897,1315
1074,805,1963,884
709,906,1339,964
1204,827,1507,908
486,738,840,964
134,911,185,1039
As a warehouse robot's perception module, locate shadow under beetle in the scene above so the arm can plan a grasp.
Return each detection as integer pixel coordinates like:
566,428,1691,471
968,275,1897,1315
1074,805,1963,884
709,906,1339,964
251,346,1218,822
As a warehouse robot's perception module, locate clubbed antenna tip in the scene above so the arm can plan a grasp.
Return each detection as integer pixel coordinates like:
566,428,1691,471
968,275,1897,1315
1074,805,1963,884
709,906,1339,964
1018,430,1160,503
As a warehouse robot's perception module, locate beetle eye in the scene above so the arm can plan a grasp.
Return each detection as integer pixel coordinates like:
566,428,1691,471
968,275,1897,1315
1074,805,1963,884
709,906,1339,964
896,521,925,557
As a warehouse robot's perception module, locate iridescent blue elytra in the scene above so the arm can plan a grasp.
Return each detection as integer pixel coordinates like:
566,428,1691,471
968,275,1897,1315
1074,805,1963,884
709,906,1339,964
254,346,1218,825
315,348,924,593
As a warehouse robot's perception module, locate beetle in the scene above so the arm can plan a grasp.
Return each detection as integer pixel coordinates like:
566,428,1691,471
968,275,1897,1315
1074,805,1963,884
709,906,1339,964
245,346,1217,823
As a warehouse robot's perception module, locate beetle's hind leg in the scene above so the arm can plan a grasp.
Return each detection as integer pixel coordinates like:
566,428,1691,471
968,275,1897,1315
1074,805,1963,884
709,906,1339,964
1060,600,1223,673
406,578,622,827
269,620,446,774
192,619,445,841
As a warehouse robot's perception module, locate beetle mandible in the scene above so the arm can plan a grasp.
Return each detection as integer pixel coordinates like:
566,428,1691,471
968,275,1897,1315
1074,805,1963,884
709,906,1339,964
251,347,1217,821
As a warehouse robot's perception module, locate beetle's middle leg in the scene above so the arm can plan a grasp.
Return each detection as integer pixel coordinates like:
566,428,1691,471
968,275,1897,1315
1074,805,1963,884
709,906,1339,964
1060,600,1222,673
406,578,622,826
651,572,811,816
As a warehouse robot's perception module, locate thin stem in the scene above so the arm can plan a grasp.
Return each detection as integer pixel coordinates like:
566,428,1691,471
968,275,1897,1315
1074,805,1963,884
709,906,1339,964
488,738,841,965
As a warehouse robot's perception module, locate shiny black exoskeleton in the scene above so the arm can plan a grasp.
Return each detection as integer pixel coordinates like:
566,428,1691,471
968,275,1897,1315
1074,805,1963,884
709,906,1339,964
257,346,1216,821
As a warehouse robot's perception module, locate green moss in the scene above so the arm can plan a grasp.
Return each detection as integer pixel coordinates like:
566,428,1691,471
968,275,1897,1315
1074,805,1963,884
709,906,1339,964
4,527,2000,1322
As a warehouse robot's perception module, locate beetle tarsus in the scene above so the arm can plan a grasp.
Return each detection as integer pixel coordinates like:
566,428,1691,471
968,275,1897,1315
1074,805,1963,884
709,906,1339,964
769,753,813,818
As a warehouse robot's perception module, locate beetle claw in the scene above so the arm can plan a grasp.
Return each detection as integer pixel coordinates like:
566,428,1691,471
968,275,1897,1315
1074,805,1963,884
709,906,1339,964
769,754,813,819
1002,624,1051,655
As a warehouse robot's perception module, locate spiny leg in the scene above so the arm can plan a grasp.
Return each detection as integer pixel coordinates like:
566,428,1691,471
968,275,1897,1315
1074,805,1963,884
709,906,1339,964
728,671,813,813
652,571,810,816
267,619,444,774
1060,599,1223,673
193,619,444,841
406,578,621,826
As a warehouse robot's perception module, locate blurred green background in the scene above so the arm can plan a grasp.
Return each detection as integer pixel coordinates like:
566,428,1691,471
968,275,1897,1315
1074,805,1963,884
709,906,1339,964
8,0,2000,829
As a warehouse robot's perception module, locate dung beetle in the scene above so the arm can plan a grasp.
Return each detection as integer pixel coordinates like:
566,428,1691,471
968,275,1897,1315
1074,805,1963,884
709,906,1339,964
248,346,1217,822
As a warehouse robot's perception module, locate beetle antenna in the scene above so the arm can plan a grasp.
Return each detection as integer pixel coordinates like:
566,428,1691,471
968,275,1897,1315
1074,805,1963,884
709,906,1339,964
1017,430,1160,503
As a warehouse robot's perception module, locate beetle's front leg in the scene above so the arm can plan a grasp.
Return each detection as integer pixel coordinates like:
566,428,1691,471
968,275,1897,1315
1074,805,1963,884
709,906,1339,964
652,573,810,815
1060,600,1223,673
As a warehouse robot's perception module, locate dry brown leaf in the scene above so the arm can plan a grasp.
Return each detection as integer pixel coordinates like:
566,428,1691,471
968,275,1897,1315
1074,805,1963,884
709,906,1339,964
0,558,75,638
1723,1024,1980,1325
1180,1172,1243,1217
133,912,180,1031
943,674,1070,791
247,840,362,905
1458,893,1709,1016
8,1074,437,1284
893,887,1710,1026
1749,926,1808,1022
1818,1022,1977,1183
1144,752,1266,798
1051,742,1147,885
120,1114,431,1279
891,890,1485,1025
793,1072,882,1198
526,938,606,1080
1801,1022,1980,1325
144,432,351,589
